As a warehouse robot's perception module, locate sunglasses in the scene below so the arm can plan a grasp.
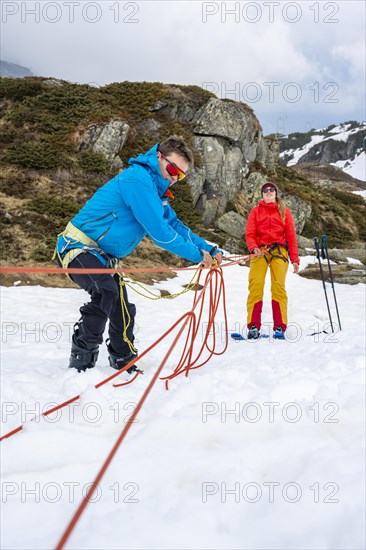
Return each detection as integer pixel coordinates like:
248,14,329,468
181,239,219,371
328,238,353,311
159,152,187,181
262,187,276,193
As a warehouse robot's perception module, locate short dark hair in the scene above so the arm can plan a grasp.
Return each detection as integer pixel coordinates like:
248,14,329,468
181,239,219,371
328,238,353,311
158,135,194,166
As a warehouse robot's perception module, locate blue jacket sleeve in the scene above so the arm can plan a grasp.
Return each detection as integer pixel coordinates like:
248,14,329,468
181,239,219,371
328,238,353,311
121,170,204,263
164,202,221,255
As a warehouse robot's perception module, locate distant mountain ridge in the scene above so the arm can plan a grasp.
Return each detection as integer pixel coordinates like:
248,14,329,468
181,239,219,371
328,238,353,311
278,121,366,182
0,60,33,78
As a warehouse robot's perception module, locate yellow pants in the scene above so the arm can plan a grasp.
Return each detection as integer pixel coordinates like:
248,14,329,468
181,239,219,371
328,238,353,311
247,247,289,330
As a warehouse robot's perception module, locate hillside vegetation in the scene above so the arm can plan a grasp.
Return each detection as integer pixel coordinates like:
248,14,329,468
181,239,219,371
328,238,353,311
0,77,364,286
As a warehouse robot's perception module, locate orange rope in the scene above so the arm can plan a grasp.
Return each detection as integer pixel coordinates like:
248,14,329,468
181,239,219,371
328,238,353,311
160,266,228,387
54,264,226,549
1,258,238,548
0,264,229,442
0,256,250,275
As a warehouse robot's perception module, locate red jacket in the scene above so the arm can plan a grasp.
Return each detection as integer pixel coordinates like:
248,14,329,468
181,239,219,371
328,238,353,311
245,201,300,264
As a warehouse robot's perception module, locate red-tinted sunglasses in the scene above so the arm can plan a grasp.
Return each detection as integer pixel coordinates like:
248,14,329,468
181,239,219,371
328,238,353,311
159,152,187,181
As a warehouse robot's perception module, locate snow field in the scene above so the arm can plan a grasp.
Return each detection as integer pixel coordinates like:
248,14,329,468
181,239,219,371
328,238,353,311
1,256,365,549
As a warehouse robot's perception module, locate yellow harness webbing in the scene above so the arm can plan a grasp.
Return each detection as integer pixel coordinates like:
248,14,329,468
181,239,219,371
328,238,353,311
52,222,98,272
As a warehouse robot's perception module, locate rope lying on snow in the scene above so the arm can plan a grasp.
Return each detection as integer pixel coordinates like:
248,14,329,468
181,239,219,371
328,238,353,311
1,257,248,549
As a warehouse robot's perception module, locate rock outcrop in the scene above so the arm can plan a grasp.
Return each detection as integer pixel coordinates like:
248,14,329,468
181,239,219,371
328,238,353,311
75,96,283,235
298,130,365,165
217,211,246,239
296,237,365,285
190,98,280,225
279,121,366,184
79,120,129,169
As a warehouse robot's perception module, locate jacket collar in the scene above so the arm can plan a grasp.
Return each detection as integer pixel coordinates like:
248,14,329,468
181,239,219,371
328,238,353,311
259,200,278,209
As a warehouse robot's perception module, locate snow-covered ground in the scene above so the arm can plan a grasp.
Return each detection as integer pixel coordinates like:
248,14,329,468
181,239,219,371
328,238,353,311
282,134,325,166
333,151,366,182
280,122,366,182
1,256,365,550
353,188,366,200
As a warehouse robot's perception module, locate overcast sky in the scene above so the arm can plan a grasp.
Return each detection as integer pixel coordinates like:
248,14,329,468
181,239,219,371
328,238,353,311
1,0,365,134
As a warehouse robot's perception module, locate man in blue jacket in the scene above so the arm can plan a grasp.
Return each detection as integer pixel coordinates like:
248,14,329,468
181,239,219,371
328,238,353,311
56,135,222,373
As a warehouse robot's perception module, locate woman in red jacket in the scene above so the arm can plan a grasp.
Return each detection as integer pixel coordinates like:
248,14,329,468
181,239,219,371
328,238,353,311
245,182,300,339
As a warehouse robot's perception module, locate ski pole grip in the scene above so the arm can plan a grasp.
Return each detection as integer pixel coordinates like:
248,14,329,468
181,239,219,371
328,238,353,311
313,236,320,258
321,234,327,260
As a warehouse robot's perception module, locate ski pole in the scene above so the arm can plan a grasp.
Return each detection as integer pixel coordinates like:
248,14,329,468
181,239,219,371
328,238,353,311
314,236,334,332
321,234,342,330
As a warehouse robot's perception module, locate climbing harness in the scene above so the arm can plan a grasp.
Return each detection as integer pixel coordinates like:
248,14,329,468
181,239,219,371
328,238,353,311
263,243,289,264
53,222,118,280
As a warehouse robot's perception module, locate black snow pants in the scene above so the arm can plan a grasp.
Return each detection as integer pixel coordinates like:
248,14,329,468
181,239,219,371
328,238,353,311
68,252,136,355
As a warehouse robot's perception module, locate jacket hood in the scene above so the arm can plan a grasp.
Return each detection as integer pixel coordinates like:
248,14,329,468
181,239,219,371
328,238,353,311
128,143,170,196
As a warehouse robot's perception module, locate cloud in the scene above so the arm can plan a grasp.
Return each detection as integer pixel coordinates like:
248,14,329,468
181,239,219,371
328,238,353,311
332,41,366,79
1,0,365,133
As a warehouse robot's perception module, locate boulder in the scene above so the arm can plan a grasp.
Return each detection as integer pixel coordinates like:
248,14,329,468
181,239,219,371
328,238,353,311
281,194,312,234
136,118,161,137
188,167,205,207
256,138,280,173
217,211,246,239
194,98,258,147
298,236,315,249
223,236,246,255
190,98,280,225
197,195,220,226
300,264,365,285
148,86,210,122
79,120,130,167
326,246,365,263
241,172,269,208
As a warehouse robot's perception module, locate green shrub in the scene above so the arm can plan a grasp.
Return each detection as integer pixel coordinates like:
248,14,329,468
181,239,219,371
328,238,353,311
31,237,60,262
172,84,214,104
119,130,157,165
23,87,96,124
5,141,74,170
0,77,44,101
173,182,202,229
31,245,52,262
0,125,18,145
26,195,79,220
101,81,165,122
0,169,34,198
78,151,110,174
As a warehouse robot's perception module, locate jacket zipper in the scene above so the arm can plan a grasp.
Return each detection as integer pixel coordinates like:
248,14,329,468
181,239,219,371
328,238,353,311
80,211,116,230
80,212,118,242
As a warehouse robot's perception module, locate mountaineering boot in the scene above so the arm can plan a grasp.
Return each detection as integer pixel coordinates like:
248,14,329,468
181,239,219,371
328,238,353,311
107,341,141,374
273,327,285,340
247,325,260,340
69,334,99,372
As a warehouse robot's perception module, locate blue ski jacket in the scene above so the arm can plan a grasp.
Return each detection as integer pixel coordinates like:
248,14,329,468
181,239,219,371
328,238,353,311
57,144,216,264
